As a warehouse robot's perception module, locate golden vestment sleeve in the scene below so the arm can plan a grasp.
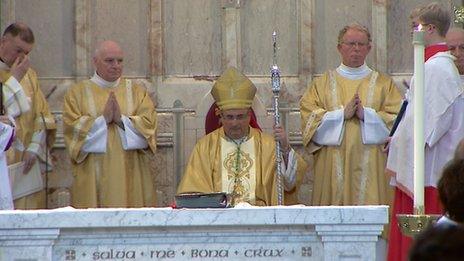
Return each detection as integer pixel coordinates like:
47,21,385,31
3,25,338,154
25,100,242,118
258,134,308,205
26,70,57,148
375,74,403,129
177,130,219,194
283,152,308,205
300,73,330,147
26,70,56,131
63,82,98,163
127,84,157,152
8,69,56,209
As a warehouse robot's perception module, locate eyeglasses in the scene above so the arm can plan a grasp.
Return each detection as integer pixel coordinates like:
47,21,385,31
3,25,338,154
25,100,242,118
341,41,370,48
448,44,464,52
221,113,249,121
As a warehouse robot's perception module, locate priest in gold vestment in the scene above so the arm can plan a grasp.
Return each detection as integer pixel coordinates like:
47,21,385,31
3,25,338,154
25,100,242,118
178,67,307,206
0,23,56,209
300,23,402,206
63,41,157,208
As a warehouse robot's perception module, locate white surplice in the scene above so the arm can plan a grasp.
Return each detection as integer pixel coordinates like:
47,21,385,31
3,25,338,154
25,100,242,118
0,120,14,210
387,52,464,195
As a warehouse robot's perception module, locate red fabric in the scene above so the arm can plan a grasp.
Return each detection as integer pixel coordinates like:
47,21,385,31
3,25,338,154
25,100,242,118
424,44,448,61
387,43,449,261
205,102,261,135
387,187,443,261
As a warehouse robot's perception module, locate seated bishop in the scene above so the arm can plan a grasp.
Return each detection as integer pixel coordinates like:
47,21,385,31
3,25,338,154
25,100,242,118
177,67,307,206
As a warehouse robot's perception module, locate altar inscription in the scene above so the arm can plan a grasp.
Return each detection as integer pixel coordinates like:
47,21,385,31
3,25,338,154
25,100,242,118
57,243,320,260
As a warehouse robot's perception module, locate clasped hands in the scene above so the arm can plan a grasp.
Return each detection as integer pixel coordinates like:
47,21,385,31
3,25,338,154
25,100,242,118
103,92,123,128
344,93,364,120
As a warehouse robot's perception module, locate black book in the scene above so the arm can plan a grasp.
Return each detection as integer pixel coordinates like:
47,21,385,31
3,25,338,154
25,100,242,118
175,192,230,208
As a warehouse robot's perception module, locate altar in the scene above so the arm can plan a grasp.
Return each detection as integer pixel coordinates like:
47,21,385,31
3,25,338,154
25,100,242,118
0,206,387,260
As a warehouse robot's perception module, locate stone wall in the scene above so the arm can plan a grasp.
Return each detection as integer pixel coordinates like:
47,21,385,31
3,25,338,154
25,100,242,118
0,0,461,207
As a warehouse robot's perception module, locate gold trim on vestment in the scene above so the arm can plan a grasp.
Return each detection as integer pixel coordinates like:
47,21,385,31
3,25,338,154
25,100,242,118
329,71,342,110
303,108,324,146
221,136,256,205
85,81,97,118
358,71,378,204
71,116,90,164
329,71,344,203
125,79,133,114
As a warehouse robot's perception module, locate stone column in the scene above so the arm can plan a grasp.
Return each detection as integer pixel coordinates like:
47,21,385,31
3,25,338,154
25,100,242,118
0,0,15,29
372,0,388,73
300,0,314,87
149,0,163,97
75,0,91,81
222,0,242,69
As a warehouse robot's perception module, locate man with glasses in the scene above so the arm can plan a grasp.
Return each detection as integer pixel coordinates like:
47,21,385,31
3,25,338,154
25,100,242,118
386,3,464,260
177,67,307,206
446,27,464,75
300,22,402,208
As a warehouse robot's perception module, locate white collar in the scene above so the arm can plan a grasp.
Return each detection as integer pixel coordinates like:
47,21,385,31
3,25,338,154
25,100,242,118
0,60,10,71
336,62,372,80
90,72,120,88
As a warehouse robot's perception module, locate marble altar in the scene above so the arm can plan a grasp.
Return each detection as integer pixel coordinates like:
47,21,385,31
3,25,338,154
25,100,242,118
0,206,388,260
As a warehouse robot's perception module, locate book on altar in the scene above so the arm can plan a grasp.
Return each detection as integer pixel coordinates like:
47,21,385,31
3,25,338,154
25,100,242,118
8,161,43,200
175,192,231,208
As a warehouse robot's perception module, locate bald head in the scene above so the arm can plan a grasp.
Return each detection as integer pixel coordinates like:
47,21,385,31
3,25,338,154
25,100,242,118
93,40,124,82
94,41,122,58
446,27,464,75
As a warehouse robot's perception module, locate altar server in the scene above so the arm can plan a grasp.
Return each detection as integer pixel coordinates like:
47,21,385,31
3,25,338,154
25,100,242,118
386,3,464,260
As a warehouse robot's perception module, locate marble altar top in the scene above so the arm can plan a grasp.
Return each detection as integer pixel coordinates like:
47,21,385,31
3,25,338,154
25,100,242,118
0,205,388,229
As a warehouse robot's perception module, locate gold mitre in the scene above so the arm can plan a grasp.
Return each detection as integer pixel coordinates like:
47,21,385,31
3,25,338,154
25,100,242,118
211,67,256,110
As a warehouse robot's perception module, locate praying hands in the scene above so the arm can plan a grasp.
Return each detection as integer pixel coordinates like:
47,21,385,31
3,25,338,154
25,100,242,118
344,93,364,120
103,92,123,129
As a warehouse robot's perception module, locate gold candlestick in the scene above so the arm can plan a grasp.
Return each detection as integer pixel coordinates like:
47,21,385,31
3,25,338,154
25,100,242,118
397,214,440,237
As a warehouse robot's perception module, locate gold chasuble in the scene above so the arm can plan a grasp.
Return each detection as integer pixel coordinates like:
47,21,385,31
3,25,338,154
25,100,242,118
221,136,257,205
300,71,401,206
63,79,157,208
0,69,56,209
177,127,307,206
